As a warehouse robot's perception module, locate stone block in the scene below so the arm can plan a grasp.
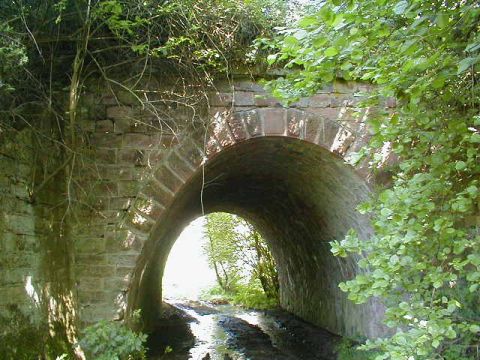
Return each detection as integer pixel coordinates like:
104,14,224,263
211,119,235,148
79,119,95,133
261,108,287,136
144,150,166,167
109,197,132,211
333,80,356,94
208,107,228,117
141,181,173,208
92,181,118,197
103,276,130,291
233,81,265,92
176,139,204,169
78,290,107,304
137,202,164,221
122,133,155,149
154,166,183,193
102,95,118,106
309,107,342,122
115,266,135,278
106,106,134,120
287,109,307,138
167,152,194,182
90,133,123,148
242,110,262,137
254,94,282,107
105,230,129,252
4,214,35,236
0,286,26,305
77,277,105,291
106,254,137,267
118,149,146,166
113,117,134,133
75,237,106,253
209,92,233,107
228,113,249,141
304,116,324,144
95,120,114,133
385,97,397,108
116,90,141,106
205,137,221,157
308,94,331,108
233,91,255,106
330,94,361,108
94,148,116,163
117,180,140,197
76,265,116,277
330,127,355,156
76,254,107,266
290,97,310,108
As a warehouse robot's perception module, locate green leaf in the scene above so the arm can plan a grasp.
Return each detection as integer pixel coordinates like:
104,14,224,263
432,74,446,89
435,13,449,28
324,46,339,57
469,325,480,333
465,41,480,53
267,54,278,65
393,1,408,15
298,16,318,28
469,133,480,143
457,56,479,74
283,36,299,46
455,161,466,171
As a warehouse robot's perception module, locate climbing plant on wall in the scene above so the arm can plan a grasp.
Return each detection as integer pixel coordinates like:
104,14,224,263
264,0,480,359
0,0,287,356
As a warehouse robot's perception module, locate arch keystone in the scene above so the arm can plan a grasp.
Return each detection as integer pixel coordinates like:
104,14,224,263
260,108,287,136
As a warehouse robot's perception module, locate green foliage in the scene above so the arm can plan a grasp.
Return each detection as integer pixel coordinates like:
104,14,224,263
0,24,28,93
78,314,147,360
203,213,279,308
230,280,279,310
336,338,380,360
265,0,480,359
202,280,278,310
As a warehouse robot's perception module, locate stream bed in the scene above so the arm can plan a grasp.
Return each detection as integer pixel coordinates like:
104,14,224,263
147,300,341,360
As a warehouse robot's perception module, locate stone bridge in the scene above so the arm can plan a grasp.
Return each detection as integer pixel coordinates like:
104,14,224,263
1,77,395,340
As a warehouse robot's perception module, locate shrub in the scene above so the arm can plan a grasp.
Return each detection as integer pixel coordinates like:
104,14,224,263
78,316,147,360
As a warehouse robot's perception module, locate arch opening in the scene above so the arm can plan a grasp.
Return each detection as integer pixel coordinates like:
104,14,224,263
162,217,216,302
130,136,383,338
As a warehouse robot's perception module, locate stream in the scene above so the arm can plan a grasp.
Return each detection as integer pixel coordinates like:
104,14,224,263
147,300,341,360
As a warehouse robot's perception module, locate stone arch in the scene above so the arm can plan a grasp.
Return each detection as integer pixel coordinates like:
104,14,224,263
117,107,384,338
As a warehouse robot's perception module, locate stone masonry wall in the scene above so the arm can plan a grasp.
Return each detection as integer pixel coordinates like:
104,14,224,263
0,129,40,319
71,76,392,338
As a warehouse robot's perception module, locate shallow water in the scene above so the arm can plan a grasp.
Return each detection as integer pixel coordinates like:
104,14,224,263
147,300,340,360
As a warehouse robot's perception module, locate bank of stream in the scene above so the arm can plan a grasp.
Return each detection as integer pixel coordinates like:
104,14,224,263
147,300,341,360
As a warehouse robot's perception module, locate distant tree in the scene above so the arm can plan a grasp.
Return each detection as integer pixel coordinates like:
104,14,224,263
204,213,242,292
203,213,279,303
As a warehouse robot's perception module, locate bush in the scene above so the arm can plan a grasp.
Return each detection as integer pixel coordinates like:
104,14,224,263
78,315,147,360
336,338,380,360
201,280,278,310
